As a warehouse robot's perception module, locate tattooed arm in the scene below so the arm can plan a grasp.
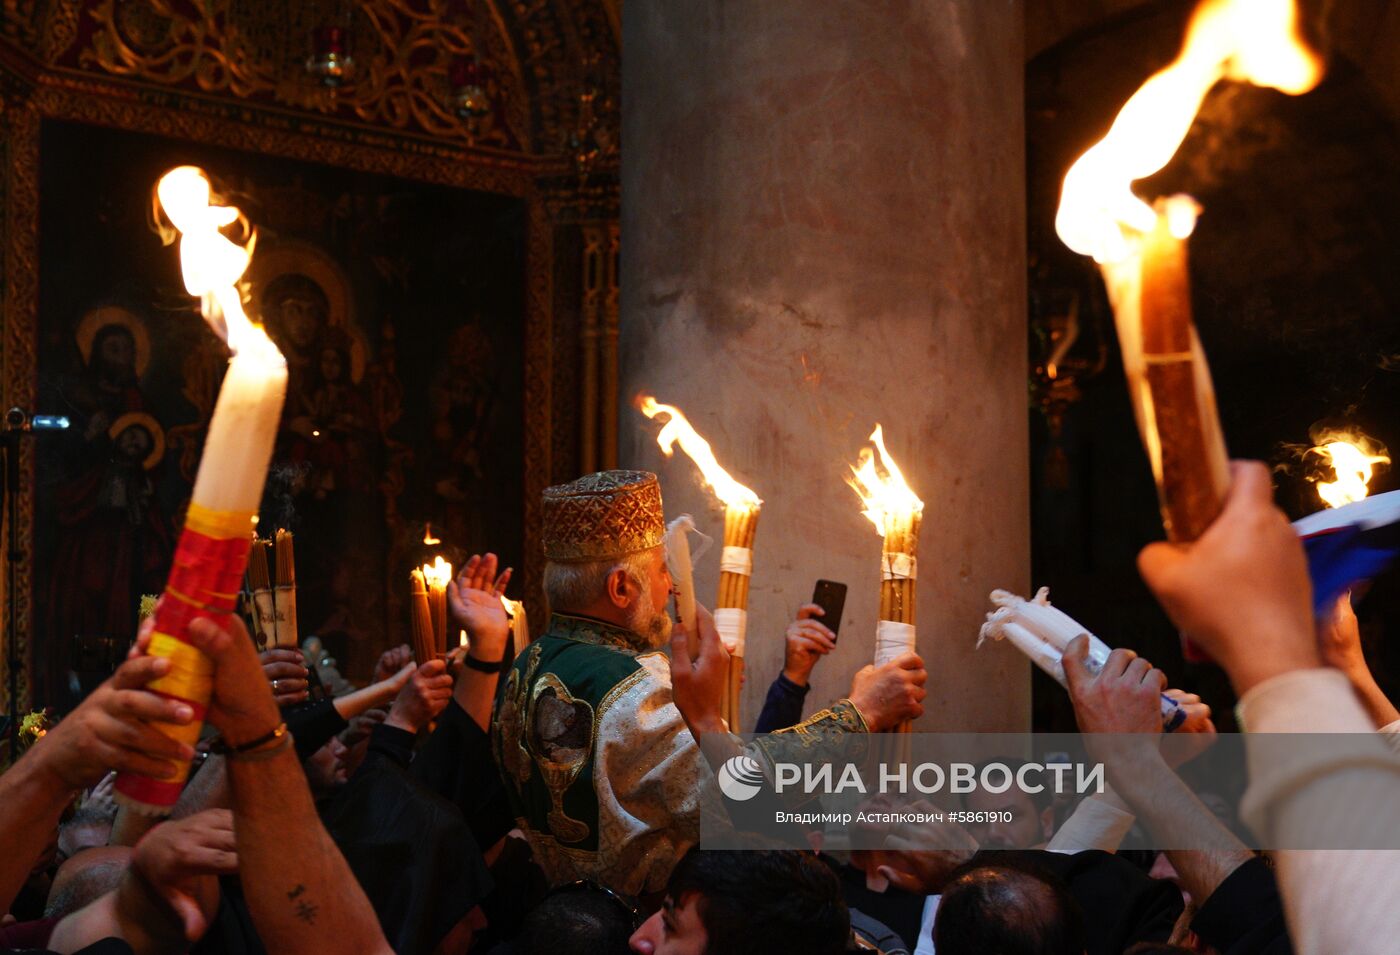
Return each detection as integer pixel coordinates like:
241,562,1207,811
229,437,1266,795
182,615,391,955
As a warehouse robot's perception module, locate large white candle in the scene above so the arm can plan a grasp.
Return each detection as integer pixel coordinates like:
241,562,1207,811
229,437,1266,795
664,515,699,657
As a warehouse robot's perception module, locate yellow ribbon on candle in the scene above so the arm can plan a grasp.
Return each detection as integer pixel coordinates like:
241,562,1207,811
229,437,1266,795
184,502,257,541
143,631,214,780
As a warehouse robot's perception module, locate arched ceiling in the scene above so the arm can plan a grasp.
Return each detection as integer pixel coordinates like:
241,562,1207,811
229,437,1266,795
0,0,619,164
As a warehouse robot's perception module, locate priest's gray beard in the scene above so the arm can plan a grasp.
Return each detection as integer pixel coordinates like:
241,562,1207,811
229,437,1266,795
625,577,673,651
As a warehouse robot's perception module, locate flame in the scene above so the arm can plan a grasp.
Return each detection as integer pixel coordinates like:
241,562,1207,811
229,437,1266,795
423,523,441,546
421,555,453,588
1055,0,1321,264
637,395,762,510
459,629,468,648
500,595,519,618
1308,431,1390,508
155,167,284,366
847,425,924,536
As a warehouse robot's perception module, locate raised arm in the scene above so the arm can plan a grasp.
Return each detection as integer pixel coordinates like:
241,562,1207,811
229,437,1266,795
183,614,392,955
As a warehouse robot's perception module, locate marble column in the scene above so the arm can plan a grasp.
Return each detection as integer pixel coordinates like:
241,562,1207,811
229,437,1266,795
621,0,1030,731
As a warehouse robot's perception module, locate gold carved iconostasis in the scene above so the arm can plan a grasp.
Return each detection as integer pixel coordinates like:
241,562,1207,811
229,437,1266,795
0,0,621,708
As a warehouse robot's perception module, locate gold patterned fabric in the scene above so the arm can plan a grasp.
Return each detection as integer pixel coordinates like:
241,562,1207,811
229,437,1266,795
493,613,874,895
542,470,666,562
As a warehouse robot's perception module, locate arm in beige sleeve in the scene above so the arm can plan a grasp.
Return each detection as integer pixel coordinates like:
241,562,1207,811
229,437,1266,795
1046,789,1137,854
1238,668,1400,955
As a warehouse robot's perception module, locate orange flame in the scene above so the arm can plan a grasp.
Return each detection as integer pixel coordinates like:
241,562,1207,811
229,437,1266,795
637,395,762,511
1055,0,1321,264
847,425,924,537
421,555,453,588
1308,430,1390,508
423,523,441,546
155,167,283,366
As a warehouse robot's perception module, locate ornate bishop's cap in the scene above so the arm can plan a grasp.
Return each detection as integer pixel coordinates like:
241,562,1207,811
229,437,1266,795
542,469,666,562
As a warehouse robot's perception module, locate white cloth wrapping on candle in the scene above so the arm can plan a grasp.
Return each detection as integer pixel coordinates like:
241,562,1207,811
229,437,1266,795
714,607,748,657
874,620,916,666
720,546,753,577
664,515,700,635
881,552,917,581
979,587,1185,731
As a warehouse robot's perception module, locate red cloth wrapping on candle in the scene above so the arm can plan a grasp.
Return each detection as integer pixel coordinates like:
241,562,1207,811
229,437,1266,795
114,503,253,813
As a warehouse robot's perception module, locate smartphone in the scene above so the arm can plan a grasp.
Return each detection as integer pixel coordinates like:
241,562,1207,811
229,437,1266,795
811,580,848,640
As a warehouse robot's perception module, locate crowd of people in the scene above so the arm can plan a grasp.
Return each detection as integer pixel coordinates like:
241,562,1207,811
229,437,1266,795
1,461,1397,954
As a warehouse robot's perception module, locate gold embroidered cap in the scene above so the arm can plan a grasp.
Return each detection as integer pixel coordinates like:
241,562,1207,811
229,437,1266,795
542,470,666,562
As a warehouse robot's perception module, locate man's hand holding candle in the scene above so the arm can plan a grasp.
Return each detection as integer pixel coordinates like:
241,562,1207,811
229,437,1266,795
783,604,836,688
1138,461,1319,695
385,658,454,735
1063,636,1213,775
670,606,730,739
259,648,309,707
847,653,928,732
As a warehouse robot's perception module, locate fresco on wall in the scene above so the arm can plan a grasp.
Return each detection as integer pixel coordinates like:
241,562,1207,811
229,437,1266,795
34,120,526,704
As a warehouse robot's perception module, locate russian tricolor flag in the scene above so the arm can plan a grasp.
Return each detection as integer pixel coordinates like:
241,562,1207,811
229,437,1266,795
1294,490,1400,614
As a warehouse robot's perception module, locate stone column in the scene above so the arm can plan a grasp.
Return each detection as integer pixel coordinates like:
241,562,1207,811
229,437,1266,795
621,0,1030,732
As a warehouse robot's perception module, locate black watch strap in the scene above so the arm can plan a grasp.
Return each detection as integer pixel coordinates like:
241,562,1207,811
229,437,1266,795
463,652,508,674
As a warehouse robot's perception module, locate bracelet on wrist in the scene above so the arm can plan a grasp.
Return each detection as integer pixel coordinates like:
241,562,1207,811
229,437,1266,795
209,721,288,757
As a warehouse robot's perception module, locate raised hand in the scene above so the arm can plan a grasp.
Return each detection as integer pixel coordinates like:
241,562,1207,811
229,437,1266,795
1137,461,1317,694
182,615,283,748
32,654,196,789
448,553,513,662
669,606,730,737
783,603,836,687
132,808,237,940
372,644,413,685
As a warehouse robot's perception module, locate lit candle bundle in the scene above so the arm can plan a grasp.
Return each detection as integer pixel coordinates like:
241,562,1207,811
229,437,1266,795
423,556,452,656
847,425,924,739
407,558,454,663
978,588,1186,731
1055,0,1321,544
115,167,288,814
500,596,531,647
639,396,762,730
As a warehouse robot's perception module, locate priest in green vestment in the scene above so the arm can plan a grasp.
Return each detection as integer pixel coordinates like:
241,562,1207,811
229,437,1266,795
494,469,923,895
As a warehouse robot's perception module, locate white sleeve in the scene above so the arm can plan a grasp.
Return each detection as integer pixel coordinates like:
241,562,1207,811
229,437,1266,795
1046,791,1136,854
1237,668,1400,955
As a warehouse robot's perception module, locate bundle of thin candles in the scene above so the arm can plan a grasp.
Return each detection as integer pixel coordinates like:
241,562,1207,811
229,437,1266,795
716,503,759,730
409,568,436,664
978,588,1186,731
246,530,298,649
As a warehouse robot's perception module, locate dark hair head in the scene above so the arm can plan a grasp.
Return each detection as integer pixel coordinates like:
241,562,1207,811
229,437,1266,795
933,859,1086,955
45,846,131,920
667,848,849,955
514,881,637,955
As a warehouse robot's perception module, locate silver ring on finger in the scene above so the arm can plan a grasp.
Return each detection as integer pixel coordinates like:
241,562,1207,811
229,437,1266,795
272,679,281,692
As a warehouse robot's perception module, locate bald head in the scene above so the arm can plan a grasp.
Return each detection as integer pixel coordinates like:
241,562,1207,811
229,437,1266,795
45,846,132,920
934,861,1086,955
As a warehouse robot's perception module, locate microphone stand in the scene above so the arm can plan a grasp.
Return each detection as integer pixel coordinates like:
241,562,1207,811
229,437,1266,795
4,408,69,757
